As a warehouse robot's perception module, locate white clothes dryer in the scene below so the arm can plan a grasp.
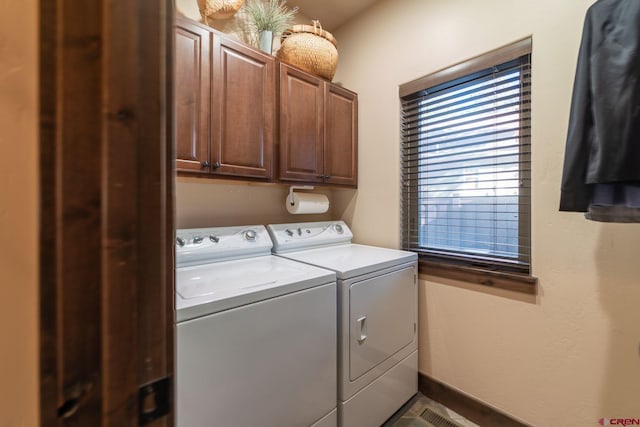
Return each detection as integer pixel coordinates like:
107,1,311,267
176,225,337,427
268,221,418,427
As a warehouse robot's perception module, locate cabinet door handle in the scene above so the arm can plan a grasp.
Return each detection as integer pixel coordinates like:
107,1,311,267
213,161,221,169
201,161,210,168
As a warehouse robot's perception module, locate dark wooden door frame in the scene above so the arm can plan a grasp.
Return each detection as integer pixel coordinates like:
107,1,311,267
39,1,175,425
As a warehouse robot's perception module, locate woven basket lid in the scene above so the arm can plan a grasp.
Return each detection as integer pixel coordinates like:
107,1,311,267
281,22,337,47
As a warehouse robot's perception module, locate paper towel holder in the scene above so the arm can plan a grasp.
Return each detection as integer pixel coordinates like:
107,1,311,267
289,185,315,206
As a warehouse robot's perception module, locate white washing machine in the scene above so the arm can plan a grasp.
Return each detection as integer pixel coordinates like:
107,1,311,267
176,224,337,427
268,221,418,427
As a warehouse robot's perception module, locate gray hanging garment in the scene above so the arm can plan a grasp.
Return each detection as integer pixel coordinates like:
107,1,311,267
559,0,640,222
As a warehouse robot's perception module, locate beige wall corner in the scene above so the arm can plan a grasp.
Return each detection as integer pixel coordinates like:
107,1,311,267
333,0,640,425
0,0,39,425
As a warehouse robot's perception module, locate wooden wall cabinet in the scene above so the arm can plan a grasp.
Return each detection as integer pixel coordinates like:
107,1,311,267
278,64,324,183
175,17,275,179
211,36,275,179
279,63,358,187
324,83,358,186
175,18,210,172
175,17,356,187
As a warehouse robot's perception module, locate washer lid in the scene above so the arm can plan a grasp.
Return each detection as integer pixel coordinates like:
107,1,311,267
276,244,417,280
176,255,335,322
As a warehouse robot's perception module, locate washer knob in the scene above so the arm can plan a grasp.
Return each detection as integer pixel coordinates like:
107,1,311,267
176,237,185,247
334,224,344,234
285,229,294,236
192,236,204,244
209,234,220,243
243,229,257,241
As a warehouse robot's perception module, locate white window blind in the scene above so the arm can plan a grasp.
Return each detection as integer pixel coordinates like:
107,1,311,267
401,50,531,273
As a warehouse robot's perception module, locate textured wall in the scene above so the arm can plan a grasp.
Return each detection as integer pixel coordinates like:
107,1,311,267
176,178,336,229
0,0,39,424
332,0,640,425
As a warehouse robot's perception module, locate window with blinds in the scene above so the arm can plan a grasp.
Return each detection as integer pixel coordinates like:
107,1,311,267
400,40,531,273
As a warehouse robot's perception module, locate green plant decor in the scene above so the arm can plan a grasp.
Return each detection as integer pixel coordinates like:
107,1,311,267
244,0,298,35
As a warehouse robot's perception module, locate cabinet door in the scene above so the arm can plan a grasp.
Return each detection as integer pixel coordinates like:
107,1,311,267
175,18,210,173
211,36,275,179
279,64,324,183
324,83,358,186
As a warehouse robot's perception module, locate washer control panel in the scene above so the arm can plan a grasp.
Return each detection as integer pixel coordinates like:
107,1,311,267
267,221,353,253
176,225,271,267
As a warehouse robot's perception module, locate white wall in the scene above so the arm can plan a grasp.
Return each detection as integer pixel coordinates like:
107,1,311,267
0,0,39,424
332,0,640,425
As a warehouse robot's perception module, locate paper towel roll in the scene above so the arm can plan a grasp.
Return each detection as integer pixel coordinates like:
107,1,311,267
287,193,329,214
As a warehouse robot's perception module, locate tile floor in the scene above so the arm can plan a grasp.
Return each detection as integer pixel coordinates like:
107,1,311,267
383,393,480,427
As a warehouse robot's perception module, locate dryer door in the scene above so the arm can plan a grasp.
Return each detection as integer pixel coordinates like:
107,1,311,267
349,264,416,381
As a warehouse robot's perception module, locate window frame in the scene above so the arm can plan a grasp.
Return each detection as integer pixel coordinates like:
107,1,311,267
399,38,537,292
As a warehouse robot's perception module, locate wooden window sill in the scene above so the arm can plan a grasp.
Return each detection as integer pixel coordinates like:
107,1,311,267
418,260,538,295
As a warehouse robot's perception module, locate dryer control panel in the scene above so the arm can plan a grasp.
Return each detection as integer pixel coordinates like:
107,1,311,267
267,221,353,253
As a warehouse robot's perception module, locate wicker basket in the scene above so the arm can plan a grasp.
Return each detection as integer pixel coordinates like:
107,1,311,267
277,21,338,81
201,0,245,20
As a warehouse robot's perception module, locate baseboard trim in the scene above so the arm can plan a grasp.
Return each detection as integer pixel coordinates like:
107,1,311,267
418,373,532,427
